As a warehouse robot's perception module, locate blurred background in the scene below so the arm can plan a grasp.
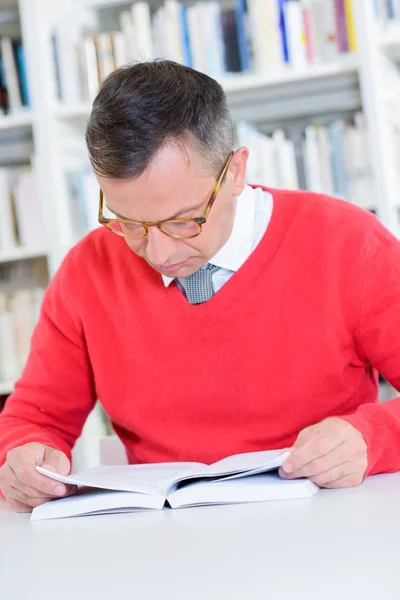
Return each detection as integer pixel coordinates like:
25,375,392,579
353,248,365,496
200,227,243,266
0,0,399,469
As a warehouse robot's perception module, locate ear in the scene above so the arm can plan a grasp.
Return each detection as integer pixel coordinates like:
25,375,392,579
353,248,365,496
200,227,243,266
229,147,249,196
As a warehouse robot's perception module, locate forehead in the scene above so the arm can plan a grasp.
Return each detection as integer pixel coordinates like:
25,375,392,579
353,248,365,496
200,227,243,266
97,143,213,221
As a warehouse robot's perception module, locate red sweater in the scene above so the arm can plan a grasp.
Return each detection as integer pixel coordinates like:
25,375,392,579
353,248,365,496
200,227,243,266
1,188,400,476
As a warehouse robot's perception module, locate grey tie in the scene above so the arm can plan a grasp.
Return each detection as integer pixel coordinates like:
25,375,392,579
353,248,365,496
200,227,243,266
178,263,220,304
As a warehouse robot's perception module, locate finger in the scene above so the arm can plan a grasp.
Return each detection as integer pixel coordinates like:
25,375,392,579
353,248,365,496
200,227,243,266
282,442,352,479
8,460,68,497
5,497,32,513
42,447,71,476
318,471,365,489
281,431,345,475
8,487,54,509
11,479,77,500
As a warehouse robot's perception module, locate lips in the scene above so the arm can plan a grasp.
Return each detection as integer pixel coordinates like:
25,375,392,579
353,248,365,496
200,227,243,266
158,260,189,273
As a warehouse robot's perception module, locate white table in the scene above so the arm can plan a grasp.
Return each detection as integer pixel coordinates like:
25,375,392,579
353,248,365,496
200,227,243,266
1,473,400,600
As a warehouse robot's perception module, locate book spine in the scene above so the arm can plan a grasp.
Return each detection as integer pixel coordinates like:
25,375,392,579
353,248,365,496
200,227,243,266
12,169,44,249
0,37,22,111
278,0,290,63
120,10,135,62
285,0,308,69
386,0,396,19
328,119,347,199
179,5,192,67
333,0,349,52
82,36,100,102
111,31,127,69
221,10,241,73
321,0,340,61
393,0,400,18
16,44,30,107
343,0,357,52
50,35,62,102
0,169,18,251
234,0,251,71
0,293,20,382
302,6,314,62
131,2,154,61
164,0,185,64
186,5,204,72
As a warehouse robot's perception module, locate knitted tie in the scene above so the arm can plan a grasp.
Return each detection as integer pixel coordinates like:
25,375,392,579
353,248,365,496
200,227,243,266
179,263,220,304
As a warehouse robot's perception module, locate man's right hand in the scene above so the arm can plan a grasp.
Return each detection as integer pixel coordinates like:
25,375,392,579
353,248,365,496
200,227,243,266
0,442,77,512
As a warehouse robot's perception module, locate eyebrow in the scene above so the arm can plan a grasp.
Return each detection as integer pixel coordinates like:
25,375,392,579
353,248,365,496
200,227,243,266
106,201,205,222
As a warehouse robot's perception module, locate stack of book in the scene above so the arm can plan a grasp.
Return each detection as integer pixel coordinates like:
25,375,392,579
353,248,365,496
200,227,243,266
237,113,375,211
0,37,29,114
52,0,358,103
0,165,46,254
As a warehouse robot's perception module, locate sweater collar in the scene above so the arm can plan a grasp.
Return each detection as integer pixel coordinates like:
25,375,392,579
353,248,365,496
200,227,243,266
162,184,256,288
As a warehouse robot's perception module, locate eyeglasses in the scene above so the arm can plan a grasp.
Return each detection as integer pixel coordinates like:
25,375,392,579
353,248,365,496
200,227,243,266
98,151,234,239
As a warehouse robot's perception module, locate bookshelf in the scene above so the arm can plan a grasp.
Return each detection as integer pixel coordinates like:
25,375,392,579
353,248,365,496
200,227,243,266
0,110,32,131
54,56,361,124
0,380,14,396
0,247,48,263
1,0,400,461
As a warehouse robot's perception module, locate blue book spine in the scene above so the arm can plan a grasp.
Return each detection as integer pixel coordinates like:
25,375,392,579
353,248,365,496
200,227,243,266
278,0,289,63
179,5,192,68
16,44,30,107
234,0,251,71
386,0,395,19
328,121,347,200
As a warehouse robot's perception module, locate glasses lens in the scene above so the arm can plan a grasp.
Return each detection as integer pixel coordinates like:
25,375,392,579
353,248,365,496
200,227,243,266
108,222,146,237
160,220,201,238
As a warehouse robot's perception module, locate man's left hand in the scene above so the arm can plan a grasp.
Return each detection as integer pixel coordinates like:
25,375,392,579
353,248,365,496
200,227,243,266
280,418,368,488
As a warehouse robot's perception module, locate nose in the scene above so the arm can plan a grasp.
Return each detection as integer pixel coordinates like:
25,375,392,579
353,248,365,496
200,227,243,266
145,226,179,266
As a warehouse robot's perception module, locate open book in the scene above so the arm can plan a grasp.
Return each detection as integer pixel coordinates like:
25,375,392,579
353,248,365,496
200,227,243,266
31,449,318,521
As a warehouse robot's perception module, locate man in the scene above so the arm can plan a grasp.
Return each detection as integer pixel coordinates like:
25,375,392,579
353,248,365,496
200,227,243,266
1,60,400,512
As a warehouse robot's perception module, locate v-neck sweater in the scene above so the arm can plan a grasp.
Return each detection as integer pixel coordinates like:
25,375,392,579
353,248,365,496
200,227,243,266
1,187,400,477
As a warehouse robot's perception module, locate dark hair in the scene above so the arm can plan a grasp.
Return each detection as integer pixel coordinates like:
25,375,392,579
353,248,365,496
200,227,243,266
85,60,235,180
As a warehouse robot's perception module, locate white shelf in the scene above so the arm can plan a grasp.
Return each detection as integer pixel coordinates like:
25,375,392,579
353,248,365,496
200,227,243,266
219,56,359,92
378,21,400,57
221,56,361,122
0,380,14,396
0,111,33,132
53,56,360,125
0,247,48,264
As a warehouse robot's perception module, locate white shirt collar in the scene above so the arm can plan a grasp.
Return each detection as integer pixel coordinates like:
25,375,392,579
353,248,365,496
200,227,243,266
162,184,256,288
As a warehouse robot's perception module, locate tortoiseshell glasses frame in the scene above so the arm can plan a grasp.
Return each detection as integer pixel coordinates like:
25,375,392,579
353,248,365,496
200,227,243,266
98,151,234,239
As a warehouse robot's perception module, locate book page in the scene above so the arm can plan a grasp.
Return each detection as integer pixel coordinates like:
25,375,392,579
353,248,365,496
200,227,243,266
176,450,290,477
36,462,203,497
168,472,318,509
31,488,165,521
169,449,291,491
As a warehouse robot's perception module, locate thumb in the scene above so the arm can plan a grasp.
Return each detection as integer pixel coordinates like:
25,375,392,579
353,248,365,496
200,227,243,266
41,446,71,475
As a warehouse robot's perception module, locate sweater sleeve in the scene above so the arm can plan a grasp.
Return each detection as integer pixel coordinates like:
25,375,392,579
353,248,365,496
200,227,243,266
340,218,400,476
0,252,96,468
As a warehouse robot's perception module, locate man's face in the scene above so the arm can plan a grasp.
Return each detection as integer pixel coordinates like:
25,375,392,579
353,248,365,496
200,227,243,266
96,142,248,278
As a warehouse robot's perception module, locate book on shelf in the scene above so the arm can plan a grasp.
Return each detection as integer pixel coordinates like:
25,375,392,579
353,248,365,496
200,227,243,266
237,113,375,211
31,449,318,521
65,164,100,241
0,286,45,383
0,36,29,114
373,0,400,20
0,164,45,254
51,0,358,104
